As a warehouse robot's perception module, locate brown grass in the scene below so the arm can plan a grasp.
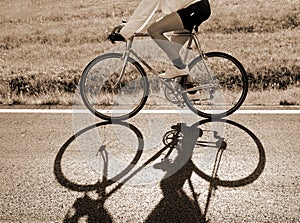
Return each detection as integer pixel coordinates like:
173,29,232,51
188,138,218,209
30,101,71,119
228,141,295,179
0,0,299,106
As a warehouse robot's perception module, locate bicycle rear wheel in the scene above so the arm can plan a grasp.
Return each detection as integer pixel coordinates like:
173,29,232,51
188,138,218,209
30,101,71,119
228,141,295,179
183,52,248,118
80,53,149,120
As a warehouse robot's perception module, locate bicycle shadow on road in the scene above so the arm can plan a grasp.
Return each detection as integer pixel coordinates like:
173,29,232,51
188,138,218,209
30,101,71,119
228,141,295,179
144,119,266,222
54,121,204,222
54,119,266,223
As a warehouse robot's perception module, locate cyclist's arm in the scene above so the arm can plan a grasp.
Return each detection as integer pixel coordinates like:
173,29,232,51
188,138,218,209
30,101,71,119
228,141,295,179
120,0,159,39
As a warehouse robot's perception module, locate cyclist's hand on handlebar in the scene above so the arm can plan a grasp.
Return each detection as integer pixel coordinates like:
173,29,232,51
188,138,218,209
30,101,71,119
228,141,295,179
108,32,126,44
112,23,125,33
107,23,126,44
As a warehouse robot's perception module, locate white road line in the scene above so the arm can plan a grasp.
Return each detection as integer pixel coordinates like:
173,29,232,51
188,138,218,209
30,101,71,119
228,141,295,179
235,110,300,114
0,109,299,114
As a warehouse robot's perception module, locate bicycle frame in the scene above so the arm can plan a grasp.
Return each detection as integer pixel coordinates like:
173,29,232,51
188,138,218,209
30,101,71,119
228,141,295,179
115,31,207,86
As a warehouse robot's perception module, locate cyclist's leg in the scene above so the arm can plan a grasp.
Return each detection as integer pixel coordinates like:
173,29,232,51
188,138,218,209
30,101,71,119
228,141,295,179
170,32,190,56
147,12,188,68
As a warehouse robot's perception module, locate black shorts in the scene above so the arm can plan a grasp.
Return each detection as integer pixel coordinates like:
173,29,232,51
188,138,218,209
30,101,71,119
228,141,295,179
177,0,211,32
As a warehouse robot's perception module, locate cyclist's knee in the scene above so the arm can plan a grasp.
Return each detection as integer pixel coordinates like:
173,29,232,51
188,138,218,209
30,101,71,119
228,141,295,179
147,23,159,38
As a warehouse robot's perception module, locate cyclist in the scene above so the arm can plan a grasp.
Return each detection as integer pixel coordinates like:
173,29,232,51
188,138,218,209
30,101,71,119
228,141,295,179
110,0,211,79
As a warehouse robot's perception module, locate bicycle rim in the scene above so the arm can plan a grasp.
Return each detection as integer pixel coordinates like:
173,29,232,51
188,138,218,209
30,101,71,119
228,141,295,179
80,53,149,120
183,52,248,118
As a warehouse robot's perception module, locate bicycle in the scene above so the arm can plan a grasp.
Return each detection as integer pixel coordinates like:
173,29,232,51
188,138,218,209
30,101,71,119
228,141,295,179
80,29,248,121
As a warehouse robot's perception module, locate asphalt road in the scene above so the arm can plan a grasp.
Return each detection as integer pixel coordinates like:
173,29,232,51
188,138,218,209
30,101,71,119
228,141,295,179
0,110,299,223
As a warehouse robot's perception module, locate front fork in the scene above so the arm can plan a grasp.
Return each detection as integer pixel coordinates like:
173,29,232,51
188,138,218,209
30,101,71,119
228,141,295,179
113,37,135,88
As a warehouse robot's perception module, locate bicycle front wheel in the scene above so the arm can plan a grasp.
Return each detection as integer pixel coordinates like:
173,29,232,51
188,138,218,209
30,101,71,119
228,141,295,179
183,52,248,118
80,53,149,120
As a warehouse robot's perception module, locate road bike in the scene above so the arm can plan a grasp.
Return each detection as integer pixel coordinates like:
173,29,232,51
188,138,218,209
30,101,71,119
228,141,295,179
80,30,248,120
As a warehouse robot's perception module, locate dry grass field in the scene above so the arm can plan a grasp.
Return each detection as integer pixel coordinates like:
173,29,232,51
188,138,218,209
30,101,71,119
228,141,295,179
0,0,299,106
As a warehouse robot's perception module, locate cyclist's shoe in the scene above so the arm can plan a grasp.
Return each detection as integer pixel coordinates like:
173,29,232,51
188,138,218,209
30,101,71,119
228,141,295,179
187,91,201,101
185,82,197,94
159,67,189,79
186,82,216,94
108,24,126,44
108,32,126,44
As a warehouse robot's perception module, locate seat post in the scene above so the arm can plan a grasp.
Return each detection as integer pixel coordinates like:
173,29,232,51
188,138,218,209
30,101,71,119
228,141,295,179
192,33,204,56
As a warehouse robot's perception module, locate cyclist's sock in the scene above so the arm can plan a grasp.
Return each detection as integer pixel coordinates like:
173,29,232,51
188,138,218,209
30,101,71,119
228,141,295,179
172,57,186,69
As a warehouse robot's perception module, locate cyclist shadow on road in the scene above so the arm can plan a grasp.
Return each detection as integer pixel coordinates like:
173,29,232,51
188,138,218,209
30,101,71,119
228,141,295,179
54,119,266,223
63,146,115,223
63,192,112,223
144,123,205,223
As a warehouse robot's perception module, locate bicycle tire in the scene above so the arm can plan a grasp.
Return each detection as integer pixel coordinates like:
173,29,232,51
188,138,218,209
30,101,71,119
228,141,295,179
182,52,248,118
80,53,149,120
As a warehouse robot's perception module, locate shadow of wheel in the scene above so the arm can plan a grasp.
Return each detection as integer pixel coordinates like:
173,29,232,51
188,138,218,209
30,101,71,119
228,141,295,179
191,118,266,187
53,121,144,192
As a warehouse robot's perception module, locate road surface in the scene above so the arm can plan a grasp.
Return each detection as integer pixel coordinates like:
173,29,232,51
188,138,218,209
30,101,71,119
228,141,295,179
0,109,299,222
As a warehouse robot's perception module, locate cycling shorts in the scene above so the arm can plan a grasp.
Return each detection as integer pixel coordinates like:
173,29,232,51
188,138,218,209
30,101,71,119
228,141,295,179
177,0,211,32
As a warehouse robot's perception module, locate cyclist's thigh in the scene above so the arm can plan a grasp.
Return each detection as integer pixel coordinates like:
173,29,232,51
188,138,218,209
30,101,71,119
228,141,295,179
147,12,184,35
